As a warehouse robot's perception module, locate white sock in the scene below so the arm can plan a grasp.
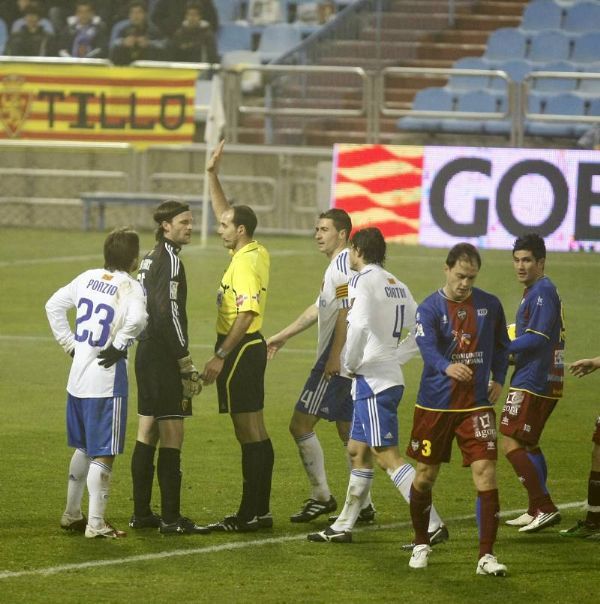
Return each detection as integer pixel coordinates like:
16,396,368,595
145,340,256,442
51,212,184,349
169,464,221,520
296,432,331,501
345,445,373,511
388,463,443,532
331,468,374,532
87,460,112,530
64,448,90,519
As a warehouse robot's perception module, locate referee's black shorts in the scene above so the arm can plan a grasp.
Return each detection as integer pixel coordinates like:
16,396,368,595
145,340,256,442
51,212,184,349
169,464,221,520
135,338,192,419
216,332,267,414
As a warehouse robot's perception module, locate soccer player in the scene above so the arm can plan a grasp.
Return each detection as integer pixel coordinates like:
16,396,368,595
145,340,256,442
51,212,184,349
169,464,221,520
202,140,274,532
406,243,510,575
307,228,446,545
501,233,564,533
267,209,376,524
131,201,207,535
46,227,148,538
560,356,600,539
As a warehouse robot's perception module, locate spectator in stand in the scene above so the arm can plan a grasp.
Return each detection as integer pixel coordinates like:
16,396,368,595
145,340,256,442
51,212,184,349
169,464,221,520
152,0,217,37
109,0,165,66
57,0,108,58
169,1,217,63
9,0,53,34
6,3,56,55
46,0,73,34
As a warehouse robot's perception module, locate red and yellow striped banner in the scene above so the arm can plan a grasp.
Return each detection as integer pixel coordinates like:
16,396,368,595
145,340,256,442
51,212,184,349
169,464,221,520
332,144,424,244
0,64,197,147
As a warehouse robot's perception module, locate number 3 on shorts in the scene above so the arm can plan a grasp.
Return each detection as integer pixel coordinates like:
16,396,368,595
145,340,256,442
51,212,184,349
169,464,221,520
421,439,432,457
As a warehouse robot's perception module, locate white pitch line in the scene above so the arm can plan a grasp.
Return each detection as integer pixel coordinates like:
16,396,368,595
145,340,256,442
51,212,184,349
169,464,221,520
0,501,585,581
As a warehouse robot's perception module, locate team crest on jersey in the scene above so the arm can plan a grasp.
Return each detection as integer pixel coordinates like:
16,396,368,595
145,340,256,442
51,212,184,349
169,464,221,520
169,280,178,300
410,439,420,452
0,75,32,137
457,308,467,320
477,308,487,316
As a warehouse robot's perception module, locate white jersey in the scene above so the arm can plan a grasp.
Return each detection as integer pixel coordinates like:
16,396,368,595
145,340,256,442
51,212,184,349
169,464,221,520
344,263,419,396
45,268,147,398
316,249,355,371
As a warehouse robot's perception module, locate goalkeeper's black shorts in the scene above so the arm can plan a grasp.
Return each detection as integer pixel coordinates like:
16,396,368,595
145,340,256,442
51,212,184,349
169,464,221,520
135,339,192,419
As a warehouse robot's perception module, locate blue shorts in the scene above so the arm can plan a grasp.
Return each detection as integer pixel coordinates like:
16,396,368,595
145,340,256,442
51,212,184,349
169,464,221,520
295,369,353,422
350,385,404,447
66,394,127,457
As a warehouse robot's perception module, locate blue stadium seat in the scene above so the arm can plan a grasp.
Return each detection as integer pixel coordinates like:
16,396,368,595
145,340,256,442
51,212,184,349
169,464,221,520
521,1,564,31
490,58,532,90
446,57,492,91
397,87,454,132
578,63,600,94
528,30,572,63
571,32,600,63
526,92,586,137
0,18,6,55
484,92,512,135
441,90,498,134
485,28,528,61
587,97,600,117
218,23,253,54
564,1,600,32
532,60,578,92
216,0,241,23
256,23,302,63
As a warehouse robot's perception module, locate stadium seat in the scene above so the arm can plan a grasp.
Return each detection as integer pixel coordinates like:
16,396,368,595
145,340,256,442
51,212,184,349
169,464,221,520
222,49,262,93
532,60,578,92
441,90,498,134
397,87,454,132
578,63,600,94
484,92,512,135
526,92,586,137
564,1,600,32
528,30,572,63
490,59,532,90
218,23,253,54
216,0,241,23
571,32,600,63
0,18,6,55
587,97,600,117
485,28,528,61
521,1,564,31
256,23,302,63
446,57,492,91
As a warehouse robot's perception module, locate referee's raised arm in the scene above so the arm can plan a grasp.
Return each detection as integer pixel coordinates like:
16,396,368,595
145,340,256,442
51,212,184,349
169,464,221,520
206,139,230,220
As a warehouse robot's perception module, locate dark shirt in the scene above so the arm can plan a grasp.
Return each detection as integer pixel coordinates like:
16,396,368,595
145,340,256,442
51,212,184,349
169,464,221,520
6,24,56,56
152,0,218,36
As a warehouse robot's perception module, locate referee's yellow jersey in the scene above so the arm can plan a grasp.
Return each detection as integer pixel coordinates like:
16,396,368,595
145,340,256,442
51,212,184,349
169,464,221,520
216,241,270,335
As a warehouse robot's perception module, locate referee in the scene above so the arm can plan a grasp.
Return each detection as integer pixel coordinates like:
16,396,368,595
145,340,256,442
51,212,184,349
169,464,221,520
130,200,207,535
202,141,274,532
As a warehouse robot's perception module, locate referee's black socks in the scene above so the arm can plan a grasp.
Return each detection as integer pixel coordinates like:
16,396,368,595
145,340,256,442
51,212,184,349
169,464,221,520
257,438,274,517
238,442,263,522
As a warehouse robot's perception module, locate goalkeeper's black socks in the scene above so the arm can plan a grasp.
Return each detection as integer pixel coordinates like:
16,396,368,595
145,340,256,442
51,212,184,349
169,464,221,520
157,447,182,524
131,440,156,517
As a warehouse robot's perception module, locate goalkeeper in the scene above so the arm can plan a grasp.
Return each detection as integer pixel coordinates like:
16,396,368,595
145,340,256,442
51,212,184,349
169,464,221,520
131,200,208,535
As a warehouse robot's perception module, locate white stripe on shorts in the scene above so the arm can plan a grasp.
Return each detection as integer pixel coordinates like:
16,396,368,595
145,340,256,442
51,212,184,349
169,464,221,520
367,396,381,447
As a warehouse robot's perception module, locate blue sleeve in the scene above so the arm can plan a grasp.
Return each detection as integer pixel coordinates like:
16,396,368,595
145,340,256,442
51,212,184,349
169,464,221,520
415,302,450,375
508,331,547,354
525,285,560,338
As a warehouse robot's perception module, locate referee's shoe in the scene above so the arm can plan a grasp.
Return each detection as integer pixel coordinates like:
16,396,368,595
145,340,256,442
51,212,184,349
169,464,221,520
206,514,260,533
159,516,210,535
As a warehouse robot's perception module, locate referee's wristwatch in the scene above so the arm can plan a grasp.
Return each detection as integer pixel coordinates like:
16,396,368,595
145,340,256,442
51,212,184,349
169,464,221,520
215,347,228,360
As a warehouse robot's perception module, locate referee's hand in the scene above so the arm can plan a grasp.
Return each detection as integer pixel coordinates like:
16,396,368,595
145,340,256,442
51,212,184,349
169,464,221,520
202,356,224,385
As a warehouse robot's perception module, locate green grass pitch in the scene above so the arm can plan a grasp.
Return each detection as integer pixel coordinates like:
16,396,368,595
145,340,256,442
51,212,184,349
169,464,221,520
0,228,598,603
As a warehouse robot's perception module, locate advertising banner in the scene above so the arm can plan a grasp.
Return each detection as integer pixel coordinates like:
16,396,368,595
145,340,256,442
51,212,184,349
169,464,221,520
0,63,197,147
332,144,600,251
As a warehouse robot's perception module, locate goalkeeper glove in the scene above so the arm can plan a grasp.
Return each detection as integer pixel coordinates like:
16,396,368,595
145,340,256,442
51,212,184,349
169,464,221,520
98,345,127,368
177,355,202,398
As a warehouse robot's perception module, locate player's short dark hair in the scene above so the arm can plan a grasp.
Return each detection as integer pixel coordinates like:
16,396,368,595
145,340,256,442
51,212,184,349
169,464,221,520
153,200,190,240
319,208,352,241
75,0,95,9
104,227,140,272
513,232,546,260
446,242,481,269
128,0,146,12
350,227,386,266
232,204,257,238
